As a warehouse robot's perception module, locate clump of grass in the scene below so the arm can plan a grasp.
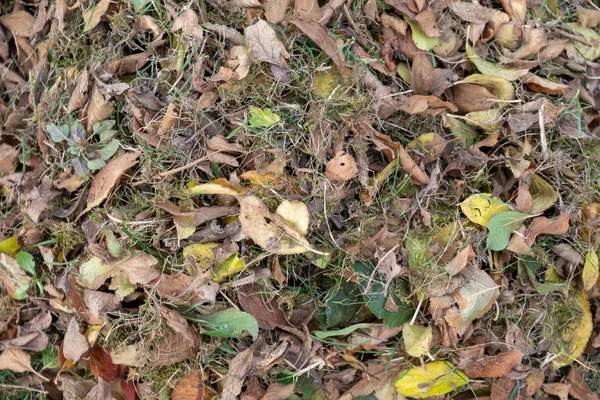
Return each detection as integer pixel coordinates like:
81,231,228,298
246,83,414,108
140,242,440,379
45,221,86,253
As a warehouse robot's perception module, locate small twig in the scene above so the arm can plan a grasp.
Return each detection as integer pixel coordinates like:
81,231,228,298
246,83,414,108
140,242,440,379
539,102,548,158
0,384,48,394
131,154,211,187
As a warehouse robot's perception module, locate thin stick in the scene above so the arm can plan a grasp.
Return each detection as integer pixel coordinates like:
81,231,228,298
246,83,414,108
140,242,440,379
131,154,210,187
539,102,548,158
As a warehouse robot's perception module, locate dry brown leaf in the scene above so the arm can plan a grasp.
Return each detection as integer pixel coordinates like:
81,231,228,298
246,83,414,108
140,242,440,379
67,69,90,113
294,0,323,21
225,45,251,80
411,53,458,96
399,95,458,116
207,135,247,154
110,52,149,75
114,252,159,285
263,384,295,400
325,152,358,183
0,10,35,37
171,9,204,40
64,317,89,363
458,349,523,378
230,0,262,7
381,12,407,35
238,283,290,330
566,367,599,400
83,289,120,325
0,348,34,373
79,151,140,218
83,0,114,32
500,0,526,24
289,19,345,76
0,144,18,175
507,214,570,254
451,83,496,113
445,244,475,278
578,7,600,28
237,195,311,254
86,85,113,132
207,151,239,167
172,371,215,400
450,1,509,25
521,73,569,95
512,28,547,60
265,0,293,24
245,19,289,67
415,8,440,37
542,383,569,400
84,379,112,400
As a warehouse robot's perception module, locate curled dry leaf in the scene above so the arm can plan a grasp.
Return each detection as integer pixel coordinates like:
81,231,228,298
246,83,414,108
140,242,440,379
458,349,523,378
325,152,358,183
171,9,204,40
237,195,311,254
79,151,140,218
521,73,569,95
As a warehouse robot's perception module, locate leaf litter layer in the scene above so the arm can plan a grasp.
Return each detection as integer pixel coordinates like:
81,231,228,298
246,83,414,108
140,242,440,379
1,0,600,399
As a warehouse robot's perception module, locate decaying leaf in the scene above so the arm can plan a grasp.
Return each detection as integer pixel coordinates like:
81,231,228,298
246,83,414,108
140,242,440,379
64,317,90,363
245,19,289,67
458,349,523,378
402,323,432,358
0,348,34,373
551,291,593,369
172,371,215,400
325,152,358,183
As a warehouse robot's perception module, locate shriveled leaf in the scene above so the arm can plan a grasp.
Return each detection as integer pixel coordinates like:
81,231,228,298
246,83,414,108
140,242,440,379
542,383,569,400
80,151,140,218
582,250,598,292
487,211,531,251
460,193,510,227
395,361,469,398
402,323,433,358
522,73,569,95
238,195,311,254
183,243,219,270
200,308,259,339
170,9,203,40
565,23,600,61
248,106,280,128
399,95,458,115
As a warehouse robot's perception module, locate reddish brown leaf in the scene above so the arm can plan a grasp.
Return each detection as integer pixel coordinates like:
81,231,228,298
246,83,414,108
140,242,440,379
459,349,523,378
172,371,215,400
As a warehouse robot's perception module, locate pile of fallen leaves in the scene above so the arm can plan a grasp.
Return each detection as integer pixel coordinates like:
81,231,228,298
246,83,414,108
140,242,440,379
1,0,600,398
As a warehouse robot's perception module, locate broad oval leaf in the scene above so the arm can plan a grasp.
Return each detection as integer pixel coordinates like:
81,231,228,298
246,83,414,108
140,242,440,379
395,361,469,398
199,308,259,339
460,193,510,227
486,211,532,251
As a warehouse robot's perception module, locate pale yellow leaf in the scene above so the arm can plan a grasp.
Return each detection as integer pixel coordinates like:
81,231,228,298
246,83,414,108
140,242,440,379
402,323,433,357
551,291,593,369
582,250,599,292
395,361,469,398
466,43,529,81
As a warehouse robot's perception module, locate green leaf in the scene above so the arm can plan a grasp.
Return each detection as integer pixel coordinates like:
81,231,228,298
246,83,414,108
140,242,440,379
105,231,123,258
313,323,372,339
70,121,86,141
200,309,259,339
14,284,29,300
352,262,413,327
87,158,106,170
93,119,116,136
46,124,70,143
79,256,114,290
15,252,35,275
406,236,428,268
97,139,120,160
486,211,532,251
131,0,151,12
323,280,361,328
518,256,565,294
248,106,280,128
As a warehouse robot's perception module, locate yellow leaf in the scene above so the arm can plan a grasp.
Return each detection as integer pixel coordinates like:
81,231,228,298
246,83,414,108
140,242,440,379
565,23,600,61
460,193,510,227
276,200,310,236
186,178,245,196
237,195,311,254
238,170,279,185
551,291,593,369
0,237,20,257
466,43,529,81
403,323,433,358
464,108,503,131
463,74,515,101
395,361,469,398
530,174,559,214
404,16,439,51
183,243,219,270
396,62,411,83
582,250,598,292
212,254,245,282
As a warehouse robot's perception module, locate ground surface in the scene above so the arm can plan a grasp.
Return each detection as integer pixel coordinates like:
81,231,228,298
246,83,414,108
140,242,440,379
1,0,600,399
